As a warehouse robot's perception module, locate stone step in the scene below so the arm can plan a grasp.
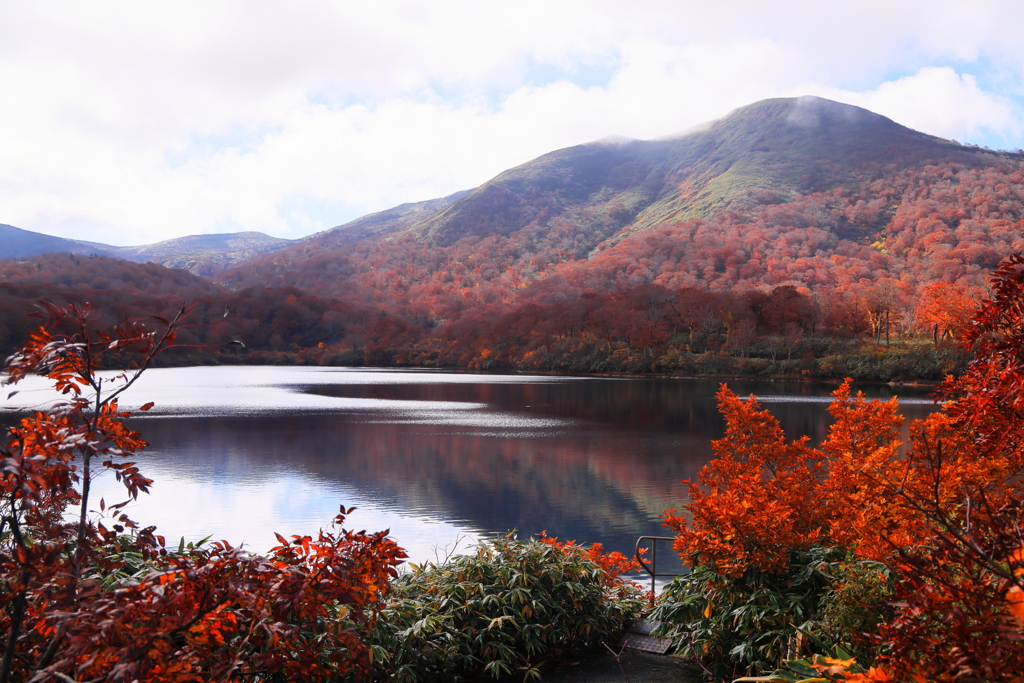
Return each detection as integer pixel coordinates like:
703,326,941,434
618,618,673,654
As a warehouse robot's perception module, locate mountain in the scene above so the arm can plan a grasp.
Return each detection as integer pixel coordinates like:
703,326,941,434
0,190,475,277
105,232,293,277
3,96,986,286
299,189,474,249
217,95,1016,311
5,96,1024,376
0,224,293,276
0,224,114,260
406,96,965,248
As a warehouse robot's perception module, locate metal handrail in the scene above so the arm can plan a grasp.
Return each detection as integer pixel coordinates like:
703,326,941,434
635,535,684,606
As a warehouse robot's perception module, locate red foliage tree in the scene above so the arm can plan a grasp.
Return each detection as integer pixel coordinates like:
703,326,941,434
0,303,406,682
665,255,1024,681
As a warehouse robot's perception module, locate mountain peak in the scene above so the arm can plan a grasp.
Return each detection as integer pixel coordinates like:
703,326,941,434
586,134,638,147
657,96,885,142
397,95,971,248
686,95,936,149
785,95,876,127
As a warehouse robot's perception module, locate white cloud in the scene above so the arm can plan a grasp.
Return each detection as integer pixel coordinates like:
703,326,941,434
2,1,1024,244
801,67,1021,146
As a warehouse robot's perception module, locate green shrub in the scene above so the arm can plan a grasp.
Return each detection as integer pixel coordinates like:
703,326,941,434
651,546,844,681
816,557,894,663
370,535,646,682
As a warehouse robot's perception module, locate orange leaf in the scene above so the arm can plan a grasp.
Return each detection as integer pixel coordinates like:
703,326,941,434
1006,584,1024,621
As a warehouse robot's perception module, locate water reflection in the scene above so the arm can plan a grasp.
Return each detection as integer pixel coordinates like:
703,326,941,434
1,368,940,563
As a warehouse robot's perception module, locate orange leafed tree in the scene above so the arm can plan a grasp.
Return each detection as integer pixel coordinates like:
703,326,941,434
664,385,1024,680
662,386,830,577
664,256,1024,681
0,303,407,683
915,280,982,343
662,381,916,577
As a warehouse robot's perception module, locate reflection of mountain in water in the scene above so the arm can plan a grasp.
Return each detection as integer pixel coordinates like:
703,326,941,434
132,414,702,555
126,377,938,556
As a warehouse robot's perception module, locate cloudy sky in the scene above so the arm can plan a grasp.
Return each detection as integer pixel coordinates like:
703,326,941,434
3,0,1024,246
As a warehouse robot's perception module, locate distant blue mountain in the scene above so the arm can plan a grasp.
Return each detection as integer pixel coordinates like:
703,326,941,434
0,224,293,277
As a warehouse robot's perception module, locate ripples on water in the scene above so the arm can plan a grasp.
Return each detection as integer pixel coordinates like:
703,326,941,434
1,367,940,566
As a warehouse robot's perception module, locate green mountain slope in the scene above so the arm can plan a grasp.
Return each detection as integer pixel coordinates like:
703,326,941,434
629,96,962,225
404,96,968,249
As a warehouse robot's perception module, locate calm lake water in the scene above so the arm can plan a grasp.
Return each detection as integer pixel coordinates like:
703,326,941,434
1,367,940,567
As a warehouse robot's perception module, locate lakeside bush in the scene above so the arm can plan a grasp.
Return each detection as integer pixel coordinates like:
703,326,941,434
651,547,894,681
369,535,645,682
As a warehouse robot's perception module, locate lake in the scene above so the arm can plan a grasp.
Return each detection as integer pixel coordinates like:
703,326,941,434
1,366,940,569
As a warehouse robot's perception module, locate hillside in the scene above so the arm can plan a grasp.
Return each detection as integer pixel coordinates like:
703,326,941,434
0,253,378,362
302,189,475,248
217,96,1019,315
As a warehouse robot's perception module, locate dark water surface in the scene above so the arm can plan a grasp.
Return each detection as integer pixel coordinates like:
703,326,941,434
1,367,940,564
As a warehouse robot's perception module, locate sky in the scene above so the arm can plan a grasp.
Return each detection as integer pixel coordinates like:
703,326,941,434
3,0,1024,246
